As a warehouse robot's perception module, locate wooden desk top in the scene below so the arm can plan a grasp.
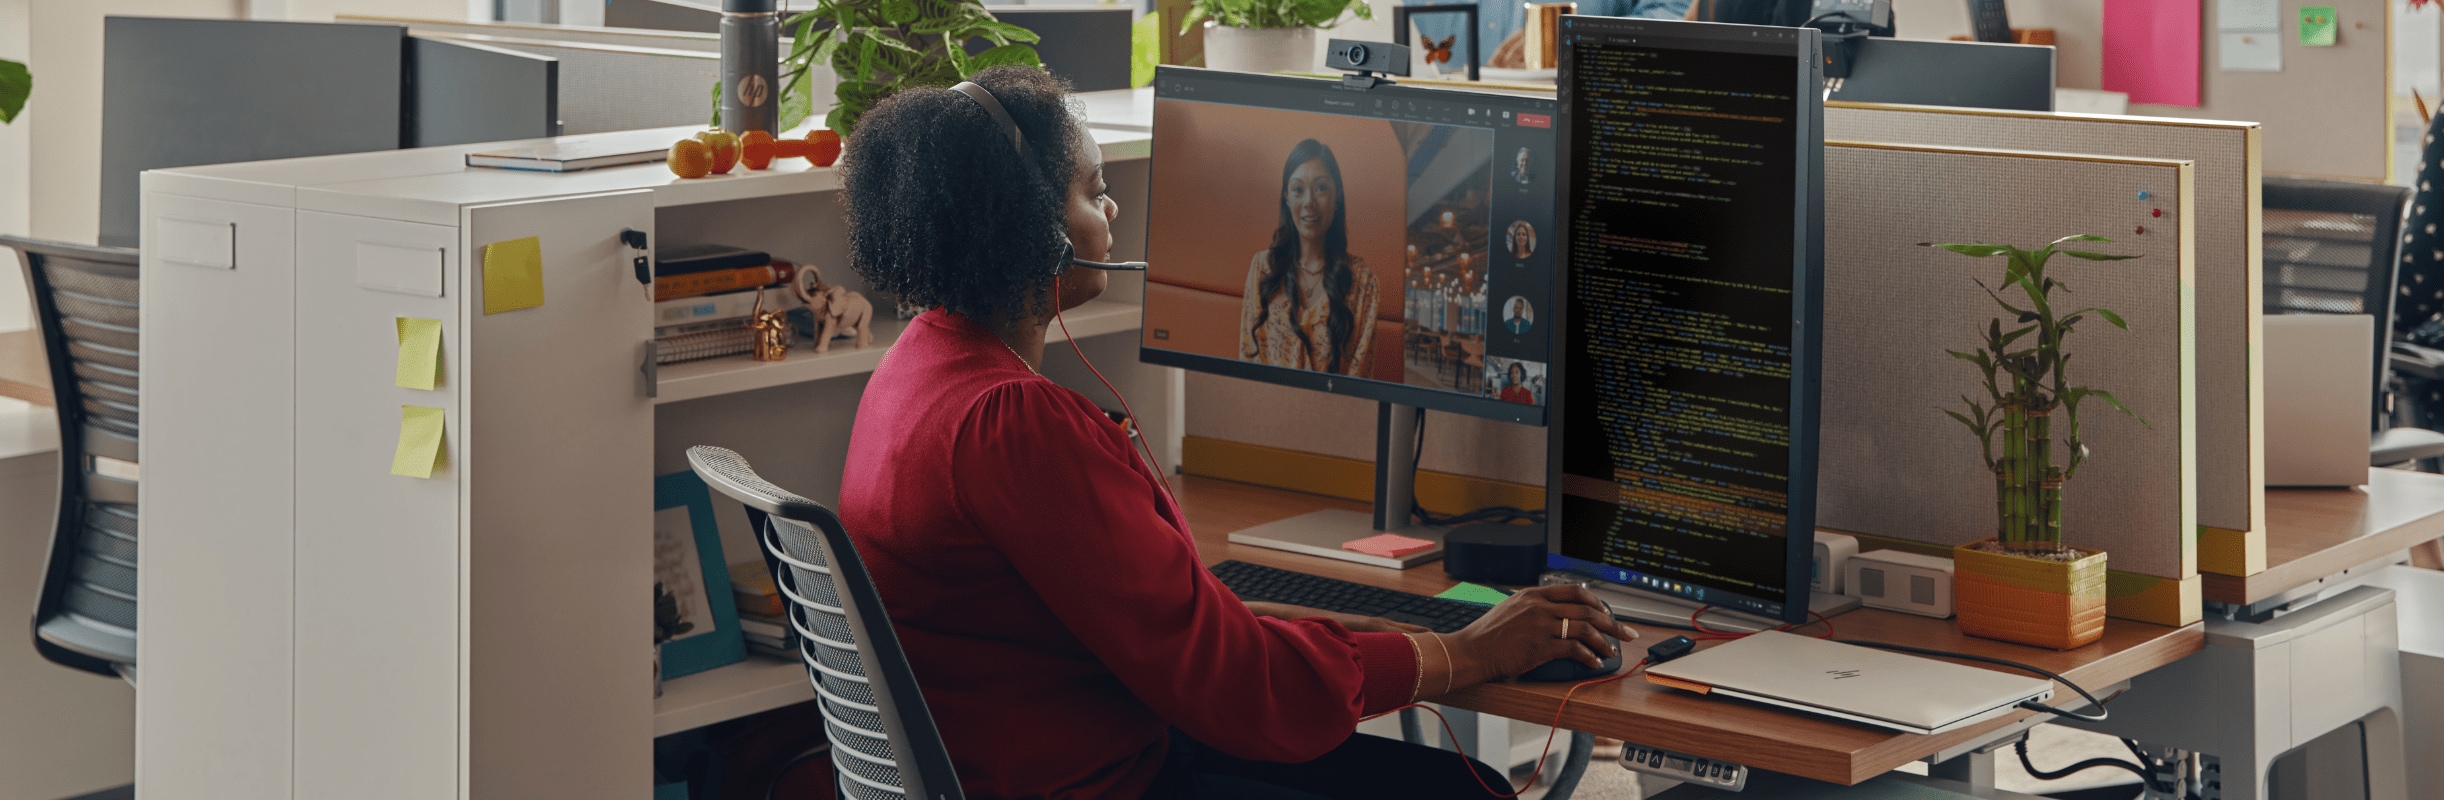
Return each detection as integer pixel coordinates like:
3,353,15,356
2214,469,2444,605
1173,475,2203,786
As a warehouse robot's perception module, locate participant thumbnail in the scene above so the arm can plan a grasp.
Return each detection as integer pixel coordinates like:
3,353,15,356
1484,356,1546,406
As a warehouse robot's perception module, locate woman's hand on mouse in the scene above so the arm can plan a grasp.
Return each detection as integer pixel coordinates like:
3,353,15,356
1439,584,1630,687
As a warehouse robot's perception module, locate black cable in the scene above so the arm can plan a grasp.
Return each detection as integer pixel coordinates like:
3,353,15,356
1834,640,2110,723
2015,738,2157,788
1406,409,1547,528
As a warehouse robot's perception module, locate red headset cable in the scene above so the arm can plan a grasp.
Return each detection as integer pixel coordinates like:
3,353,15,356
1051,275,1180,510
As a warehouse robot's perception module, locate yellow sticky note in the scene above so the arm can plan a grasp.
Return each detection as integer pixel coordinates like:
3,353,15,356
481,236,545,315
395,317,443,390
391,405,448,479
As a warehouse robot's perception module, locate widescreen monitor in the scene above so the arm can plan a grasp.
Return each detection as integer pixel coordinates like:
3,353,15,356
1143,67,1559,425
1549,17,1825,624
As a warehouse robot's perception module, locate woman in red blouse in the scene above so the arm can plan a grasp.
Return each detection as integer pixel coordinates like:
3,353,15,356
834,67,1628,800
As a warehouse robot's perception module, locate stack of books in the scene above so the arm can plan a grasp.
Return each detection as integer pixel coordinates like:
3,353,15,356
730,562,798,660
654,245,802,364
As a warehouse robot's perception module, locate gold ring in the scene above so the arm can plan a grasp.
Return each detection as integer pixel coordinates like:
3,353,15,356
1560,618,1571,639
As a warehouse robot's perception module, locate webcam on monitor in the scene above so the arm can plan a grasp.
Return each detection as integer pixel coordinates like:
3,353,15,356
1325,39,1408,88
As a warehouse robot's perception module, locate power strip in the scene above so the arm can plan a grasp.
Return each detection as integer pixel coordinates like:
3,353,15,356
1621,743,1748,791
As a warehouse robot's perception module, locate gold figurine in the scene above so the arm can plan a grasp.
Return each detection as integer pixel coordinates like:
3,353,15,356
747,288,793,362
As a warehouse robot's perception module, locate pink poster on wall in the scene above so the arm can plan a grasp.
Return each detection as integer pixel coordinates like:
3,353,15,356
2101,0,2203,107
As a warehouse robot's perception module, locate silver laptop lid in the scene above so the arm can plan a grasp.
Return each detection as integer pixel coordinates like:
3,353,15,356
1645,631,2052,731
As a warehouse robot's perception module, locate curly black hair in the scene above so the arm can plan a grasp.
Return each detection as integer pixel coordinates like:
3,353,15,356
839,66,1087,327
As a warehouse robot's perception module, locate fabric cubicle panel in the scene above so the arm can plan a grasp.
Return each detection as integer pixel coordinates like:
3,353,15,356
2128,0,2390,183
1818,141,2198,624
419,33,721,136
1827,103,2264,578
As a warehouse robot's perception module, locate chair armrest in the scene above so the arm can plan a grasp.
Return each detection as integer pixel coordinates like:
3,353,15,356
2372,426,2444,466
2391,342,2444,382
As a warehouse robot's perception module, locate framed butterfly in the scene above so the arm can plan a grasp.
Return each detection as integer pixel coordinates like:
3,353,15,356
1423,35,1457,65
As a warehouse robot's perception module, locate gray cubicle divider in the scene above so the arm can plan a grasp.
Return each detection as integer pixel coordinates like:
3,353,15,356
606,0,722,33
1818,141,2197,614
411,33,722,135
1827,103,2261,578
406,35,561,147
345,14,723,52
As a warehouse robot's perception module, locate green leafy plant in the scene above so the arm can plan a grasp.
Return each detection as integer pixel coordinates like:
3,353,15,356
721,0,1043,138
1931,235,2149,555
1180,0,1371,32
0,59,28,125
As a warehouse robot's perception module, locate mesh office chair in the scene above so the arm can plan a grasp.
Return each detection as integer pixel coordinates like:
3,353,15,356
2259,177,2444,468
686,446,963,800
4,236,142,680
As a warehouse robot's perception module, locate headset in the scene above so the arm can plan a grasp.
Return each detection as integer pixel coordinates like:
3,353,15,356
949,80,1181,507
949,81,1150,275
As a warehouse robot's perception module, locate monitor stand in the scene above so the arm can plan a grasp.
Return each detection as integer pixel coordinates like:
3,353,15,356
1565,575,1864,634
1225,402,1448,569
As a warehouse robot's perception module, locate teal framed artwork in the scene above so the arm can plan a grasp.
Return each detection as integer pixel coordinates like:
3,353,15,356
655,470,746,680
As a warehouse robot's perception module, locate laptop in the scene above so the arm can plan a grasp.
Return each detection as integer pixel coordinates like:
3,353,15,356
1643,631,2053,735
2264,314,2374,487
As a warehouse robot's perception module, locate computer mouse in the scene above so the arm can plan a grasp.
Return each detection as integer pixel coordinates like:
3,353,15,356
1517,633,1622,682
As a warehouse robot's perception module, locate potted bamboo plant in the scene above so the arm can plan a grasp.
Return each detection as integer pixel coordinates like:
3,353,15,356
1933,235,2146,650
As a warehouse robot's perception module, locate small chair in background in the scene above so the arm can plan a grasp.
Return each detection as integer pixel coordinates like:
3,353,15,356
4,236,142,681
2259,178,2444,470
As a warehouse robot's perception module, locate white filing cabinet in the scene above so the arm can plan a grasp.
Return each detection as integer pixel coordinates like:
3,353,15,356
138,120,1167,800
2360,565,2444,794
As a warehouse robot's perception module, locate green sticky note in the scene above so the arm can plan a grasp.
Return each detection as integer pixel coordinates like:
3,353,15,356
481,236,545,315
395,317,443,390
1434,582,1512,606
391,405,448,479
2299,6,2336,46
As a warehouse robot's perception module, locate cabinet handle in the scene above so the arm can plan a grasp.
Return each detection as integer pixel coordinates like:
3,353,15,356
641,341,659,399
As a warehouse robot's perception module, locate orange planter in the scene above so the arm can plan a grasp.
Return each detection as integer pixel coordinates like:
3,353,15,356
1953,539,2107,650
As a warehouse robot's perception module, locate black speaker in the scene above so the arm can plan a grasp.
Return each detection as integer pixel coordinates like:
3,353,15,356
1442,523,1546,586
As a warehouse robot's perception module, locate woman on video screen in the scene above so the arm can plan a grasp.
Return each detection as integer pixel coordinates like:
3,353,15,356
1239,139,1378,376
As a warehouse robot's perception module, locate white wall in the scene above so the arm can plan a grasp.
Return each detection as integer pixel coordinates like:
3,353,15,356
1,0,30,334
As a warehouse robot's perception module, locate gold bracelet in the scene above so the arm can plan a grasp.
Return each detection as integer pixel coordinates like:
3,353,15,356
1406,633,1426,703
1430,633,1457,696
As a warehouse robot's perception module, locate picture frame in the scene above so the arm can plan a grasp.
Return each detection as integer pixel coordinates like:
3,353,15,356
1392,4,1481,82
655,470,747,680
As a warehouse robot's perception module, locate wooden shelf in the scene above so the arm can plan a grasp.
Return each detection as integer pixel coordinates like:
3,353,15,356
653,299,1142,404
652,656,813,737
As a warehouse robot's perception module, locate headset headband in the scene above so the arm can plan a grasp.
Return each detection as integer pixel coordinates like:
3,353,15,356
946,79,1151,273
950,81,1026,155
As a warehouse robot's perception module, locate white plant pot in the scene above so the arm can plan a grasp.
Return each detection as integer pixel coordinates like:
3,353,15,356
1203,24,1317,74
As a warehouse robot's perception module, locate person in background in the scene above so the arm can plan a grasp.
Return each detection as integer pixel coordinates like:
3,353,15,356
837,66,1629,800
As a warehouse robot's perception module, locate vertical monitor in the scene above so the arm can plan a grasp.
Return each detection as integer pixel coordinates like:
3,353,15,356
1143,67,1560,425
1549,17,1824,623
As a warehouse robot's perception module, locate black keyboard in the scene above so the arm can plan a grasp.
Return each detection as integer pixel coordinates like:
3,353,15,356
1209,560,1492,634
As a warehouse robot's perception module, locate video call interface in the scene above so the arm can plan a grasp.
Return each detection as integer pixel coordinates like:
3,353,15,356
1554,32,1808,617
1142,71,1558,417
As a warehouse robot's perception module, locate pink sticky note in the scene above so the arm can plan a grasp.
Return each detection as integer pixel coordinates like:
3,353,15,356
1344,533,1437,558
2102,0,2202,107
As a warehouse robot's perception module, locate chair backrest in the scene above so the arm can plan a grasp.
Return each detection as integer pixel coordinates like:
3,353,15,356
2261,177,2412,429
3,235,141,679
685,446,963,800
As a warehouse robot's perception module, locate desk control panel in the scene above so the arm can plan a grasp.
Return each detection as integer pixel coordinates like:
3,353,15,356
1621,743,1748,791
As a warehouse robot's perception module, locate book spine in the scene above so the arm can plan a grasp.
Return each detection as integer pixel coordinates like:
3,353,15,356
654,288,798,327
653,263,794,302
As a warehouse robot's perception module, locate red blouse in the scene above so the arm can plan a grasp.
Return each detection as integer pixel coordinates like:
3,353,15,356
838,310,1420,800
